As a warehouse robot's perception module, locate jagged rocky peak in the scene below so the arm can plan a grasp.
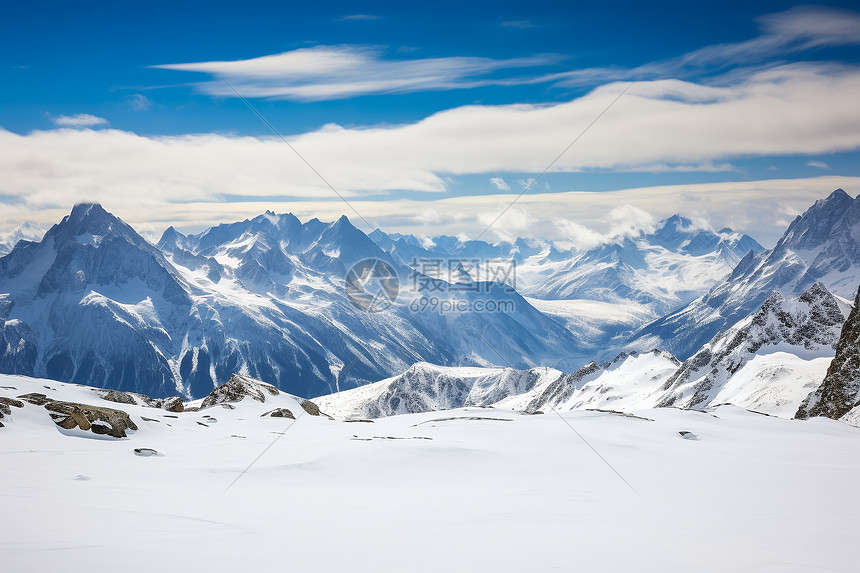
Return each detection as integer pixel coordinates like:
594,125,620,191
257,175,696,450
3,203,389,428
51,203,129,242
797,284,860,421
156,225,189,252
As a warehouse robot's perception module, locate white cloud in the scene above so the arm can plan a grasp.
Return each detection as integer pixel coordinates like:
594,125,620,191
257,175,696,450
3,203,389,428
3,62,860,246
152,46,558,101
489,177,510,191
128,94,153,111
553,217,607,251
4,65,859,202
607,205,656,238
50,114,109,128
3,174,859,250
807,160,830,170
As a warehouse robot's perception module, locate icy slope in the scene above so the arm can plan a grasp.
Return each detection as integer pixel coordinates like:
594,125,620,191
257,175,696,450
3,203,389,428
522,350,682,413
2,372,859,573
314,362,563,418
635,189,860,359
316,351,682,419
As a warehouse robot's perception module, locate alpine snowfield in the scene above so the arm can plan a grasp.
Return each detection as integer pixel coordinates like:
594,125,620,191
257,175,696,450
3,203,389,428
1,373,859,573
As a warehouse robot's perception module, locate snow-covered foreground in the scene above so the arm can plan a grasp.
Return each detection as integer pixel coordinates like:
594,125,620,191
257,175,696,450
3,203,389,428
2,374,859,572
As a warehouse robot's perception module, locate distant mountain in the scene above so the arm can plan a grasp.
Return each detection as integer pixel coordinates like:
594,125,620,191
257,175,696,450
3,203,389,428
634,189,860,359
0,204,581,398
0,222,46,255
373,215,763,350
521,218,761,313
797,285,860,423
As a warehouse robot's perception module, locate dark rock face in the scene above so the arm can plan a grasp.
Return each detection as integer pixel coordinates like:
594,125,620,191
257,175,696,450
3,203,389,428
44,400,139,438
0,395,24,426
797,285,860,420
200,374,279,409
94,388,184,412
96,389,137,405
17,392,51,405
0,395,24,414
261,408,295,419
161,396,184,412
298,399,322,416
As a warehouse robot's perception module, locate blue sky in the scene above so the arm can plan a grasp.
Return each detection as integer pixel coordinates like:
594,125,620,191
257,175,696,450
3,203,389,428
3,1,860,246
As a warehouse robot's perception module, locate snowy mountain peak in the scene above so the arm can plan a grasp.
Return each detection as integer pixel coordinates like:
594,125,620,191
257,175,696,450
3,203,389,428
64,203,115,234
778,188,857,252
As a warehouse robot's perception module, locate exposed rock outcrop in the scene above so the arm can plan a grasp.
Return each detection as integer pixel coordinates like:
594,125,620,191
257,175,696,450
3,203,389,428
200,374,280,409
45,401,138,438
94,389,184,412
797,285,860,420
17,392,51,405
0,396,24,419
261,408,295,419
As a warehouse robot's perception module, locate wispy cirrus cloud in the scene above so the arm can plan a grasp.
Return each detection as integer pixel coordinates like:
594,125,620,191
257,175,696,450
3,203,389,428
10,62,860,204
548,5,860,88
6,60,860,246
150,6,860,103
500,20,539,29
337,14,380,21
127,94,153,111
807,160,830,170
152,46,560,101
489,177,511,191
49,113,109,128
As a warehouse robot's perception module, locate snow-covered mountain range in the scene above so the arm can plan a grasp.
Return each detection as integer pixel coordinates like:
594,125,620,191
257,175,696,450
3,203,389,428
319,282,856,424
373,215,763,349
2,189,860,414
0,204,578,398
